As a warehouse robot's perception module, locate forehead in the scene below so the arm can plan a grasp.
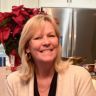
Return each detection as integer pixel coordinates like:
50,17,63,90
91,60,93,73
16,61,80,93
32,21,55,35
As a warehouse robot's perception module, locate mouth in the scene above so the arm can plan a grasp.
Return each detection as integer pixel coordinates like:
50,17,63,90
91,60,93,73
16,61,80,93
40,49,53,53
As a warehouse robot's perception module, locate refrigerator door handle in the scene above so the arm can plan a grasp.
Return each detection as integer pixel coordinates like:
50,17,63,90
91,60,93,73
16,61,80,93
67,10,73,57
71,9,77,56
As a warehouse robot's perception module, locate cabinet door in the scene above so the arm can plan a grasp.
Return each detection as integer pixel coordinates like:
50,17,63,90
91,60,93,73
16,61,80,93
70,0,96,9
39,0,69,7
20,0,38,8
0,0,20,12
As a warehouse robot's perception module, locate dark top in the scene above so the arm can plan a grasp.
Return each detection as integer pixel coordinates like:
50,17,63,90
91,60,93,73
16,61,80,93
34,72,58,96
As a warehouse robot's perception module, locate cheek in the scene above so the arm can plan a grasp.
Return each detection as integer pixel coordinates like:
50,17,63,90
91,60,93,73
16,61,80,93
52,38,59,47
27,43,38,57
28,40,40,51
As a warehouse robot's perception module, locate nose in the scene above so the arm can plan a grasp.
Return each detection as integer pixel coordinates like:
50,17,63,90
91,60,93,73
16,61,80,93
42,36,51,46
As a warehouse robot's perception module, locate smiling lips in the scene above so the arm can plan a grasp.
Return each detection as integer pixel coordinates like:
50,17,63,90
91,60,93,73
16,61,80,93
40,48,53,53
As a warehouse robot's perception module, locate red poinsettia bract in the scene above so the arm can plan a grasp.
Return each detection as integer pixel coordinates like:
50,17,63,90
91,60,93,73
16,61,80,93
0,5,44,67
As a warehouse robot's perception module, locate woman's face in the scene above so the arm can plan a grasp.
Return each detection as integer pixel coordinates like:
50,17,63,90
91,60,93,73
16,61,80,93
27,21,59,64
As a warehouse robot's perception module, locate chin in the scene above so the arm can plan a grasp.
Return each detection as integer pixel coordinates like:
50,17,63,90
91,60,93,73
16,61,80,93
40,57,56,63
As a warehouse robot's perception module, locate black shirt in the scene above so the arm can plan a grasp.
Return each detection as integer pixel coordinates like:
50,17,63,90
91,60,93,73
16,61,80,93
34,72,58,96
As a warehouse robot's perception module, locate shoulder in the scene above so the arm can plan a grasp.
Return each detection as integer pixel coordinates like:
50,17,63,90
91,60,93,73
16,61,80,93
62,65,92,87
7,71,21,84
60,60,90,77
67,65,96,96
69,65,89,73
68,65,91,78
59,63,91,80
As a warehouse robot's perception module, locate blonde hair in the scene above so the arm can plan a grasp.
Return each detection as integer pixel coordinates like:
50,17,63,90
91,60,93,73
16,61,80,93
18,14,72,82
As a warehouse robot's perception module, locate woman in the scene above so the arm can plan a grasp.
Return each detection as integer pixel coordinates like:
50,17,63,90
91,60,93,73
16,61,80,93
6,14,96,96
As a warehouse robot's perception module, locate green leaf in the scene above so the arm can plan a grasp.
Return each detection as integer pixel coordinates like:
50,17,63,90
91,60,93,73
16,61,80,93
0,18,11,27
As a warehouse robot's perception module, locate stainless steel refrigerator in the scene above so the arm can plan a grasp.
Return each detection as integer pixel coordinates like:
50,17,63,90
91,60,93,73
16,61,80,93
43,8,96,64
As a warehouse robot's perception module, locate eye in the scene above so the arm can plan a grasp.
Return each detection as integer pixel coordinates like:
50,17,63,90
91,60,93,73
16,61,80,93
49,34,56,37
33,36,42,40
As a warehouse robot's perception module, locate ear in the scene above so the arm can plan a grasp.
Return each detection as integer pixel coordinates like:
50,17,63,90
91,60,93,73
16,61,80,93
25,42,30,53
25,48,30,53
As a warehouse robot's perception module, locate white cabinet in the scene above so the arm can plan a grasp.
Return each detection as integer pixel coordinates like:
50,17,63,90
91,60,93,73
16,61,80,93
39,0,96,9
0,0,20,12
0,0,39,12
39,0,69,8
20,0,39,8
70,0,96,9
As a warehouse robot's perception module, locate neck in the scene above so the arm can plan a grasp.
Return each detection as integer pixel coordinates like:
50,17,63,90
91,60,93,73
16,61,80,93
34,61,55,78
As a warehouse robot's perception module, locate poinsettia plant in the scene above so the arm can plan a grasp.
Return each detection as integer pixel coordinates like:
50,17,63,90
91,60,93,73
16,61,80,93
0,5,45,67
